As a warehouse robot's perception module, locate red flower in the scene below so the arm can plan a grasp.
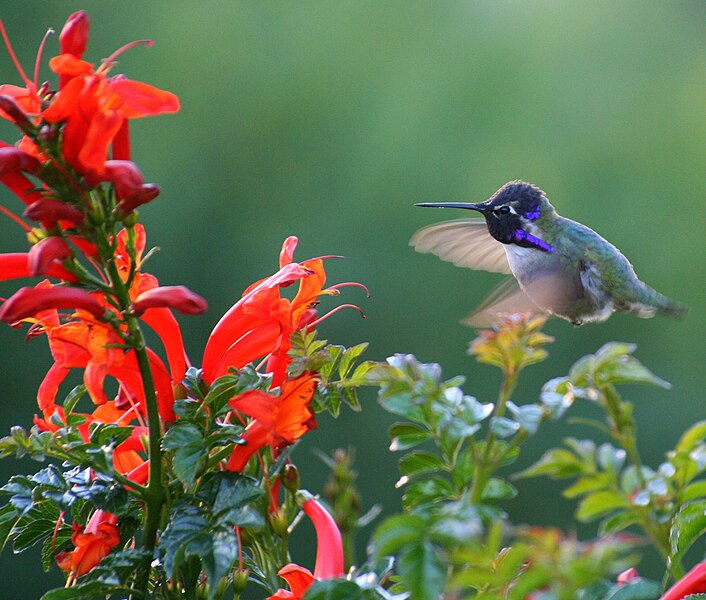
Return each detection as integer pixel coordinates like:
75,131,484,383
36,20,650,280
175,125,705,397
44,47,179,176
56,510,120,577
132,285,207,315
661,561,706,600
203,236,363,388
267,496,344,599
0,285,105,323
226,374,317,472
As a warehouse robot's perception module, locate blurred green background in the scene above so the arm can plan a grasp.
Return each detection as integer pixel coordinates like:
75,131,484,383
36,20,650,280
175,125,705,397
0,1,704,596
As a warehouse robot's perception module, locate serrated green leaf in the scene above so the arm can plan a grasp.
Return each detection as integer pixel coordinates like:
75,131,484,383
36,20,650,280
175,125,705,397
163,423,207,486
388,422,431,452
0,503,20,552
397,539,446,600
338,343,368,379
402,477,454,510
211,473,265,527
398,451,445,480
670,500,706,568
12,517,57,552
576,490,626,522
41,526,72,572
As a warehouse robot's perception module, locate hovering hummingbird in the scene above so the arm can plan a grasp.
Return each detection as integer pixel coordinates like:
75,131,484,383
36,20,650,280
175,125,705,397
411,180,688,327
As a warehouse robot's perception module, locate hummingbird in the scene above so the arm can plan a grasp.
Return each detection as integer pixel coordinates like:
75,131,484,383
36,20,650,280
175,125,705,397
411,180,688,327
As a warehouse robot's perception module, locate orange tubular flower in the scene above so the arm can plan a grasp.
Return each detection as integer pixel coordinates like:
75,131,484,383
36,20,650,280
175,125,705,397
202,236,363,388
267,496,344,599
226,374,318,472
0,285,105,323
43,34,179,177
56,510,120,577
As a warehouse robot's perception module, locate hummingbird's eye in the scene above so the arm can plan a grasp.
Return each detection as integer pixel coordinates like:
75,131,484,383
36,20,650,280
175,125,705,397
497,206,511,215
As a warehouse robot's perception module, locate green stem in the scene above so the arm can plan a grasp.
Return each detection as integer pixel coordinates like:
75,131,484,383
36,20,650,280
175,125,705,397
469,369,518,504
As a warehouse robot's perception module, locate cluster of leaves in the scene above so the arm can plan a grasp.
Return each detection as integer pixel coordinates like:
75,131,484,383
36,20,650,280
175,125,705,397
301,320,704,600
519,343,706,581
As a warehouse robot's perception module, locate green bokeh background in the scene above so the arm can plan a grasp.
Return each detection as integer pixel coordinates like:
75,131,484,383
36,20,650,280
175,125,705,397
0,2,704,596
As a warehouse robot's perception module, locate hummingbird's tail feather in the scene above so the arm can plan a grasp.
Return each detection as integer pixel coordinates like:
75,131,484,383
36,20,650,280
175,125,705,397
655,297,689,320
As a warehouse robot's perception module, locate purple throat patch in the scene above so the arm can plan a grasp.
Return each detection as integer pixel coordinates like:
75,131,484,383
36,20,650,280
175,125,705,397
514,229,554,252
524,205,541,221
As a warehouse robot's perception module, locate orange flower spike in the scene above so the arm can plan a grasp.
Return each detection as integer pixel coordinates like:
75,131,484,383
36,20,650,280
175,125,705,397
56,510,120,577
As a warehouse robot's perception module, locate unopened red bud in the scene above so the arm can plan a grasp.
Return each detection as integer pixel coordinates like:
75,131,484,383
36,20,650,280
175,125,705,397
132,285,208,315
102,160,143,199
59,11,90,58
28,237,72,276
0,286,104,323
0,96,34,134
23,198,84,228
117,183,160,213
0,146,41,176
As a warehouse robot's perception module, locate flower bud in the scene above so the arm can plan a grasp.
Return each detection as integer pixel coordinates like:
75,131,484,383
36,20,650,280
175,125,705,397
117,183,160,214
59,11,90,58
0,96,34,134
28,237,72,276
0,146,41,177
132,285,208,315
0,286,105,323
232,568,250,594
23,198,84,228
282,464,300,494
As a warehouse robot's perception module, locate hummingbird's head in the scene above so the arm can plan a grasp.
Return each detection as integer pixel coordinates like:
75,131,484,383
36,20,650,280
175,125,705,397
417,181,555,248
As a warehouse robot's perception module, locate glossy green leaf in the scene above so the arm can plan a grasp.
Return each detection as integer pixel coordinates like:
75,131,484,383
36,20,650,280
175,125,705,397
669,500,706,568
372,513,425,557
576,490,626,522
397,539,446,600
41,582,134,600
398,451,445,479
388,422,431,452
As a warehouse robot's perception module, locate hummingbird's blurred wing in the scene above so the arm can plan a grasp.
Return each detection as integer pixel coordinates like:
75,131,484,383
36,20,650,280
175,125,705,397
461,277,543,327
409,219,512,274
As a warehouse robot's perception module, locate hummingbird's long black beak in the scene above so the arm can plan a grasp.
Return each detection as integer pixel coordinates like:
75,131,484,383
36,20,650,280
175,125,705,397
415,202,488,213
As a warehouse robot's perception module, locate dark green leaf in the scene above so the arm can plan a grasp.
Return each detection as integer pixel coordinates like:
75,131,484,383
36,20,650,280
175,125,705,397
397,539,445,600
41,582,134,599
372,514,425,557
602,578,661,599
398,451,445,480
163,423,207,486
670,500,706,568
482,478,517,501
62,385,87,415
0,503,20,552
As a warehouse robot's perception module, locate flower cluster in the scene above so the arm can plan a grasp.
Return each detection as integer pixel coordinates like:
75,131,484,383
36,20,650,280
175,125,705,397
0,12,356,596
